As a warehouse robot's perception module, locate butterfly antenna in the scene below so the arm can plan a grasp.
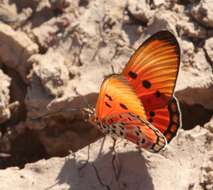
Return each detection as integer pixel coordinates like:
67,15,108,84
73,88,92,109
111,65,115,74
31,89,90,120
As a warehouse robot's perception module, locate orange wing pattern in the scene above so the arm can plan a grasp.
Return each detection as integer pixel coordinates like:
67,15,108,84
123,30,181,142
95,74,146,120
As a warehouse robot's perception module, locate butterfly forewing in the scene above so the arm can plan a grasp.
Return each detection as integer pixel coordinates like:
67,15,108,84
122,30,182,142
95,74,146,120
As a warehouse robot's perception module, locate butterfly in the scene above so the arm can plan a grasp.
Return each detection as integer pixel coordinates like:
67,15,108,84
88,30,181,153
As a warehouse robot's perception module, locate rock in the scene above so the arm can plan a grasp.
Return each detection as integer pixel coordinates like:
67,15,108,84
0,69,11,124
0,3,18,26
181,39,195,67
204,118,213,133
0,23,39,82
153,0,166,7
176,15,207,39
145,9,178,35
176,48,213,109
127,0,154,24
25,50,70,120
31,14,75,50
204,37,213,65
30,50,69,97
49,0,71,11
191,0,213,28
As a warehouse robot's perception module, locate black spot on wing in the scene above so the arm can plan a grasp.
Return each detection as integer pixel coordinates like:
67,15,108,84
105,102,112,108
128,71,137,79
156,90,161,97
149,111,155,117
142,80,151,89
106,94,112,101
120,103,128,110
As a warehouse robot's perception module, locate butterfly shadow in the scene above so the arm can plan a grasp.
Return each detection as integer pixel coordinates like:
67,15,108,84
46,146,155,190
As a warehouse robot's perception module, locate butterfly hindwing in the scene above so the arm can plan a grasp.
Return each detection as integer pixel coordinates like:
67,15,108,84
123,30,181,142
147,97,181,142
99,112,167,153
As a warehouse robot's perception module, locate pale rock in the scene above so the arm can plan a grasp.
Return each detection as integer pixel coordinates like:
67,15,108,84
0,2,18,25
0,69,11,124
25,50,70,120
153,0,166,7
127,0,154,24
204,37,213,64
176,48,213,109
30,50,69,97
191,0,213,28
32,14,75,50
204,118,213,133
0,23,39,82
181,39,195,67
177,15,207,39
145,9,178,34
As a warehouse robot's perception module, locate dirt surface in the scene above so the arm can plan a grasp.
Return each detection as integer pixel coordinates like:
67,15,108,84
0,0,212,189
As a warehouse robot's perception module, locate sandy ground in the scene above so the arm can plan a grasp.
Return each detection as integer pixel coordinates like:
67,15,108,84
0,126,212,190
0,0,212,189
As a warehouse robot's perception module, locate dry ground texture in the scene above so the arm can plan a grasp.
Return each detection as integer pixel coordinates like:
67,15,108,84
0,0,212,190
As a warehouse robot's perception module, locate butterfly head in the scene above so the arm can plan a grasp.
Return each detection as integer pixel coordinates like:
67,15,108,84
81,106,97,125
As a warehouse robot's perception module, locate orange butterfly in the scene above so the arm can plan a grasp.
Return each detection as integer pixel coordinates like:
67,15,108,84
89,30,181,153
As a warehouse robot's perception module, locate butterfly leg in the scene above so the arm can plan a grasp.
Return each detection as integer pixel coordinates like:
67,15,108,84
112,137,117,149
136,146,143,154
78,144,90,170
111,138,121,181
